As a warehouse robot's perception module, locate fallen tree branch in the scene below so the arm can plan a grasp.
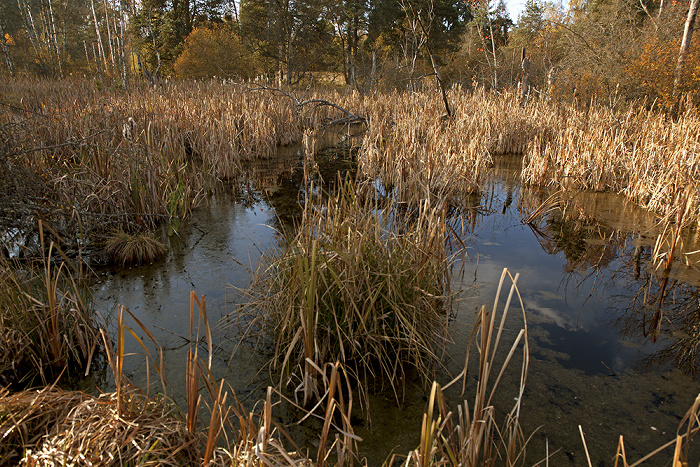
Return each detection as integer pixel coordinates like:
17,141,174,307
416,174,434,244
230,82,366,126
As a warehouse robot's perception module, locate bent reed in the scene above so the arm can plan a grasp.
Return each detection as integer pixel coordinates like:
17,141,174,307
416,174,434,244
232,178,454,406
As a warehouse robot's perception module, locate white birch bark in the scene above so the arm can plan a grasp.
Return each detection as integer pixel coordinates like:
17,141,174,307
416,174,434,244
673,0,700,99
90,0,107,69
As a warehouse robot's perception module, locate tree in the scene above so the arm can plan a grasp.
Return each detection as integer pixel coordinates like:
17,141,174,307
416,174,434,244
367,0,470,55
173,23,254,79
516,0,546,39
240,0,337,86
131,0,228,76
673,0,700,99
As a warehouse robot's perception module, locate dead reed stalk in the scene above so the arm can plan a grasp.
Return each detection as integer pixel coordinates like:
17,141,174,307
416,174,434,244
231,177,454,406
403,268,530,466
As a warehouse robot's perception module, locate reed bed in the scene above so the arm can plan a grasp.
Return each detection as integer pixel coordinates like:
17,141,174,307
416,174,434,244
520,102,700,229
232,178,454,405
356,87,565,206
0,78,351,261
358,88,491,204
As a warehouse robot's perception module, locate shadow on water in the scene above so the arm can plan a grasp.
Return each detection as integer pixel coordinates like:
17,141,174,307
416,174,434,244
92,136,700,464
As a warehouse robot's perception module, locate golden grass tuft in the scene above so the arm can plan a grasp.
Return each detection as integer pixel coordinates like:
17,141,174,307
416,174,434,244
232,178,454,405
104,229,167,266
0,386,201,466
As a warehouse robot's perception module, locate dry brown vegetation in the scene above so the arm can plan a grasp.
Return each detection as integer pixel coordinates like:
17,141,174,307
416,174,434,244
0,231,100,386
520,100,700,229
2,77,700,465
232,178,454,408
0,79,352,262
2,78,698,260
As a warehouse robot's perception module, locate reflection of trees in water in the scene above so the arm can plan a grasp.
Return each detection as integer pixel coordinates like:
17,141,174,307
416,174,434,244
240,145,359,231
527,196,700,377
612,245,700,377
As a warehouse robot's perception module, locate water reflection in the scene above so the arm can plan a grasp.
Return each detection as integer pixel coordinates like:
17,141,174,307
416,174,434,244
515,185,700,378
93,144,700,464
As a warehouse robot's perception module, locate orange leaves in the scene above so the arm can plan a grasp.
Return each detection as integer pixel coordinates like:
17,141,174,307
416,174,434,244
628,35,700,108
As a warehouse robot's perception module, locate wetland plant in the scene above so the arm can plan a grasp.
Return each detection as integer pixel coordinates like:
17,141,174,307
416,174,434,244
404,269,530,467
233,179,454,405
104,228,167,266
0,227,100,386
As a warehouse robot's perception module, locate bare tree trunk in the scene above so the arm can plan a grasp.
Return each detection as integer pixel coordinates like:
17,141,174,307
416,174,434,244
90,0,108,69
672,0,700,100
84,39,90,66
488,17,498,90
407,0,451,117
46,0,63,77
17,0,41,62
120,3,127,86
519,48,530,105
103,0,115,66
92,42,100,72
0,20,15,76
228,0,240,28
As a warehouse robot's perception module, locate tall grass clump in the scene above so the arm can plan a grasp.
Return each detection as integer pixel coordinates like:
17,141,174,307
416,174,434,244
233,178,454,404
0,227,100,386
104,228,167,266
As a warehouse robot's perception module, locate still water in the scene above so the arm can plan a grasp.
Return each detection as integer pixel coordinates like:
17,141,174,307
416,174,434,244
93,142,700,465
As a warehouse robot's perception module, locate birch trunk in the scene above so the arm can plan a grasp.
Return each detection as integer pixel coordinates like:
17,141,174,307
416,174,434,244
103,0,115,66
46,0,63,77
17,0,41,60
120,5,127,85
672,0,700,99
90,0,107,69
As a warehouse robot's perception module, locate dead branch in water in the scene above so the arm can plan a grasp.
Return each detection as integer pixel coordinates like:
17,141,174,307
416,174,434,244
231,82,367,127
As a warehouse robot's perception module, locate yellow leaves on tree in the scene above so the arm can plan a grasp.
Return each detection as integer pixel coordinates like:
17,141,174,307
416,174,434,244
628,35,700,108
174,24,253,80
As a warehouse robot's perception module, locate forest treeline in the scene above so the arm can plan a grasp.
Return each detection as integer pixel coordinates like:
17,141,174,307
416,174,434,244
1,0,699,107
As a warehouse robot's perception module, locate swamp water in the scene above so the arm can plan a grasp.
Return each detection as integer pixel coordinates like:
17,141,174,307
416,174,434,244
92,141,700,465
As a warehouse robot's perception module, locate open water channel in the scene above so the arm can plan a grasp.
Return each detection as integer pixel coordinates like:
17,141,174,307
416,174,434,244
92,133,700,465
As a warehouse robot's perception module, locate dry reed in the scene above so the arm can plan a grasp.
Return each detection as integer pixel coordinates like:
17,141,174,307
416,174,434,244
520,102,700,230
0,78,353,260
402,268,531,466
231,177,454,406
0,228,100,386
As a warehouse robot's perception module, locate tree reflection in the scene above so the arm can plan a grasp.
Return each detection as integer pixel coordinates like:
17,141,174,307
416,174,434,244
524,191,700,378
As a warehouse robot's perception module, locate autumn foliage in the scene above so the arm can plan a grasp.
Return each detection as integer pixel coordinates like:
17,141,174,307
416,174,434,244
629,35,700,108
173,23,254,80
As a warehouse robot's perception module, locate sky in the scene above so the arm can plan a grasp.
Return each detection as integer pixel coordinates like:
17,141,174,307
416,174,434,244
506,0,527,21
